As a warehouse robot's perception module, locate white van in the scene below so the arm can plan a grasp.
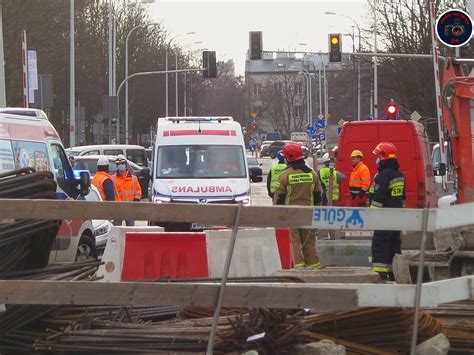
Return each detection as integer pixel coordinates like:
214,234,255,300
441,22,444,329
0,111,94,263
150,117,250,230
66,144,148,167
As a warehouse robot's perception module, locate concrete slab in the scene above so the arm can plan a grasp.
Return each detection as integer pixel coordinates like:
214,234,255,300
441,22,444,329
294,340,346,355
416,334,450,355
206,228,282,277
273,267,381,284
317,240,371,267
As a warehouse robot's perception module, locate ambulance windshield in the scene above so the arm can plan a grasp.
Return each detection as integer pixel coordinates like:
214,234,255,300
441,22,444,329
156,145,246,179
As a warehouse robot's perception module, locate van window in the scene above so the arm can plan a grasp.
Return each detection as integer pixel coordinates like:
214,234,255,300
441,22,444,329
11,140,50,172
67,151,81,157
83,150,100,156
126,149,147,167
50,144,73,194
156,145,246,179
0,139,15,173
104,149,123,156
75,158,117,176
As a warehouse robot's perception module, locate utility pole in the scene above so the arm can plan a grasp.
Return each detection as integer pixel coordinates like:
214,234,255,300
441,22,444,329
0,2,6,107
69,0,75,147
108,1,113,143
373,4,378,118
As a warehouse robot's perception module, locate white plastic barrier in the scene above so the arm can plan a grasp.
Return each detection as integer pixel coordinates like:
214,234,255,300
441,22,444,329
206,228,282,278
97,226,164,282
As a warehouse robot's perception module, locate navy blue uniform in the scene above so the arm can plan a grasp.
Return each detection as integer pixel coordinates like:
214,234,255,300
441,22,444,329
369,159,406,278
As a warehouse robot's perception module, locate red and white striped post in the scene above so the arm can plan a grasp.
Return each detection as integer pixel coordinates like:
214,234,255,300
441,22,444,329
21,30,28,108
430,2,447,191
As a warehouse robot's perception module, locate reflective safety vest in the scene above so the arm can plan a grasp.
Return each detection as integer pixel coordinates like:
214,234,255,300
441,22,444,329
269,163,287,193
112,171,142,202
318,167,339,200
349,161,371,196
92,171,119,201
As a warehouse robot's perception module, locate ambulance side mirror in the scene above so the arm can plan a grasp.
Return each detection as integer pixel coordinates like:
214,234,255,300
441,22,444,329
74,170,91,196
434,163,446,176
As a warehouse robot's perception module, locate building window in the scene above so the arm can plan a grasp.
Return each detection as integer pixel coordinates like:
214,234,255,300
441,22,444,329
294,105,303,118
295,82,303,94
253,83,262,95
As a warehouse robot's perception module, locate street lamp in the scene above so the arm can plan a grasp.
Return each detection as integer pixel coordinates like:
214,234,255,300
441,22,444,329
325,11,362,120
124,22,159,144
181,43,203,117
177,41,202,116
166,32,196,117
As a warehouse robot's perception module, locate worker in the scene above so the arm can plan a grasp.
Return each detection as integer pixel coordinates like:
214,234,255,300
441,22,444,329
369,142,406,281
266,150,287,199
112,154,142,226
273,142,322,269
91,156,117,202
349,150,371,207
318,153,347,206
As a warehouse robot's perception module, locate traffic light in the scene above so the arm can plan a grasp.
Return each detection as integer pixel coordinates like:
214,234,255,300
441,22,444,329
328,33,342,63
202,51,217,78
386,101,398,119
249,31,262,60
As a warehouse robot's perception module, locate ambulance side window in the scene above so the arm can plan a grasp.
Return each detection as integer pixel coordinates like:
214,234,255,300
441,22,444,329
50,144,73,195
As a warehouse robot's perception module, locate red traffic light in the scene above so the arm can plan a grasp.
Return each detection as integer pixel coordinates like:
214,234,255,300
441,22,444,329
386,103,398,115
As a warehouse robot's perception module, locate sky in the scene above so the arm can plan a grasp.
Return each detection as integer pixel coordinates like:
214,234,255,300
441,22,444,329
147,0,371,75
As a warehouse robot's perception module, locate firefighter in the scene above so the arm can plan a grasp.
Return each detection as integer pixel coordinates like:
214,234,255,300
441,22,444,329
91,156,117,202
266,150,287,199
349,150,371,207
112,154,142,226
318,153,347,206
369,142,406,281
273,142,322,269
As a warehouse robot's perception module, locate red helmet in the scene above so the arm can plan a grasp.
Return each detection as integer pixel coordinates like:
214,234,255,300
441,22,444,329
282,142,304,163
373,142,397,160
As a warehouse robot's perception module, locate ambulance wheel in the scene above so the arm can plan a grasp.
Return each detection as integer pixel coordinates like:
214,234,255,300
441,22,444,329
76,234,98,261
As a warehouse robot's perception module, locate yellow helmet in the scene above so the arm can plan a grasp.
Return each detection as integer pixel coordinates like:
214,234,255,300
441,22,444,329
350,150,363,158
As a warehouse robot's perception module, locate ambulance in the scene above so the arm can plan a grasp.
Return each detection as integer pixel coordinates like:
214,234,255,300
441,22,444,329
150,116,250,230
0,110,93,263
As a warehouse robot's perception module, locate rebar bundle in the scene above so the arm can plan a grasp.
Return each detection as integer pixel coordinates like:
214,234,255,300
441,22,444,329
0,168,60,273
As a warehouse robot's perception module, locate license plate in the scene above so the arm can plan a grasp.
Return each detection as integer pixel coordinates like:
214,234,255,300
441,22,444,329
345,231,374,237
191,223,213,230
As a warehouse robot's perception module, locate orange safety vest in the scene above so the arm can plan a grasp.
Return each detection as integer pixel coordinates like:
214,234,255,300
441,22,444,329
112,171,142,202
349,161,371,196
92,171,119,201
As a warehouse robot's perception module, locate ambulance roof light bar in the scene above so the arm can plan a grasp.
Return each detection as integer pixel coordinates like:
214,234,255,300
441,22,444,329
165,116,234,123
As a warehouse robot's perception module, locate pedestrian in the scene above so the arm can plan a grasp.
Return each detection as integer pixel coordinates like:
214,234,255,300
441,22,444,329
266,150,287,199
68,155,75,168
317,153,347,206
273,142,322,270
91,156,117,202
112,154,142,226
369,142,406,281
349,149,371,207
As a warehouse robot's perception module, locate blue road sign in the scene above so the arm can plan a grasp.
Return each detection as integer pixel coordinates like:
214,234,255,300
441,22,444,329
249,144,256,152
319,133,326,141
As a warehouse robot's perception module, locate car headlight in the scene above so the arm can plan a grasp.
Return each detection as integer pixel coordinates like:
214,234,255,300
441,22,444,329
153,196,171,204
94,224,110,237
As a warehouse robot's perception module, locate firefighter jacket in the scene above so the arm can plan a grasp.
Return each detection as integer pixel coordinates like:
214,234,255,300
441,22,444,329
273,160,322,206
369,159,406,208
349,161,371,198
92,171,118,202
112,171,142,202
267,163,287,197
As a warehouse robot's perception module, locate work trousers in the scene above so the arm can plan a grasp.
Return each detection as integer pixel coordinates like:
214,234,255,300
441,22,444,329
290,228,319,267
371,230,402,271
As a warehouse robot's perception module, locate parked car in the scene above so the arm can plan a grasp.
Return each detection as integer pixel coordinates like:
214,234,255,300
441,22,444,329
66,144,148,167
73,155,151,199
259,141,273,157
267,140,309,159
247,156,263,182
83,185,113,257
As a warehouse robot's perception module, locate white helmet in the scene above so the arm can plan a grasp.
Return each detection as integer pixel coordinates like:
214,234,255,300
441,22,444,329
116,154,127,164
97,156,109,167
321,152,330,164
